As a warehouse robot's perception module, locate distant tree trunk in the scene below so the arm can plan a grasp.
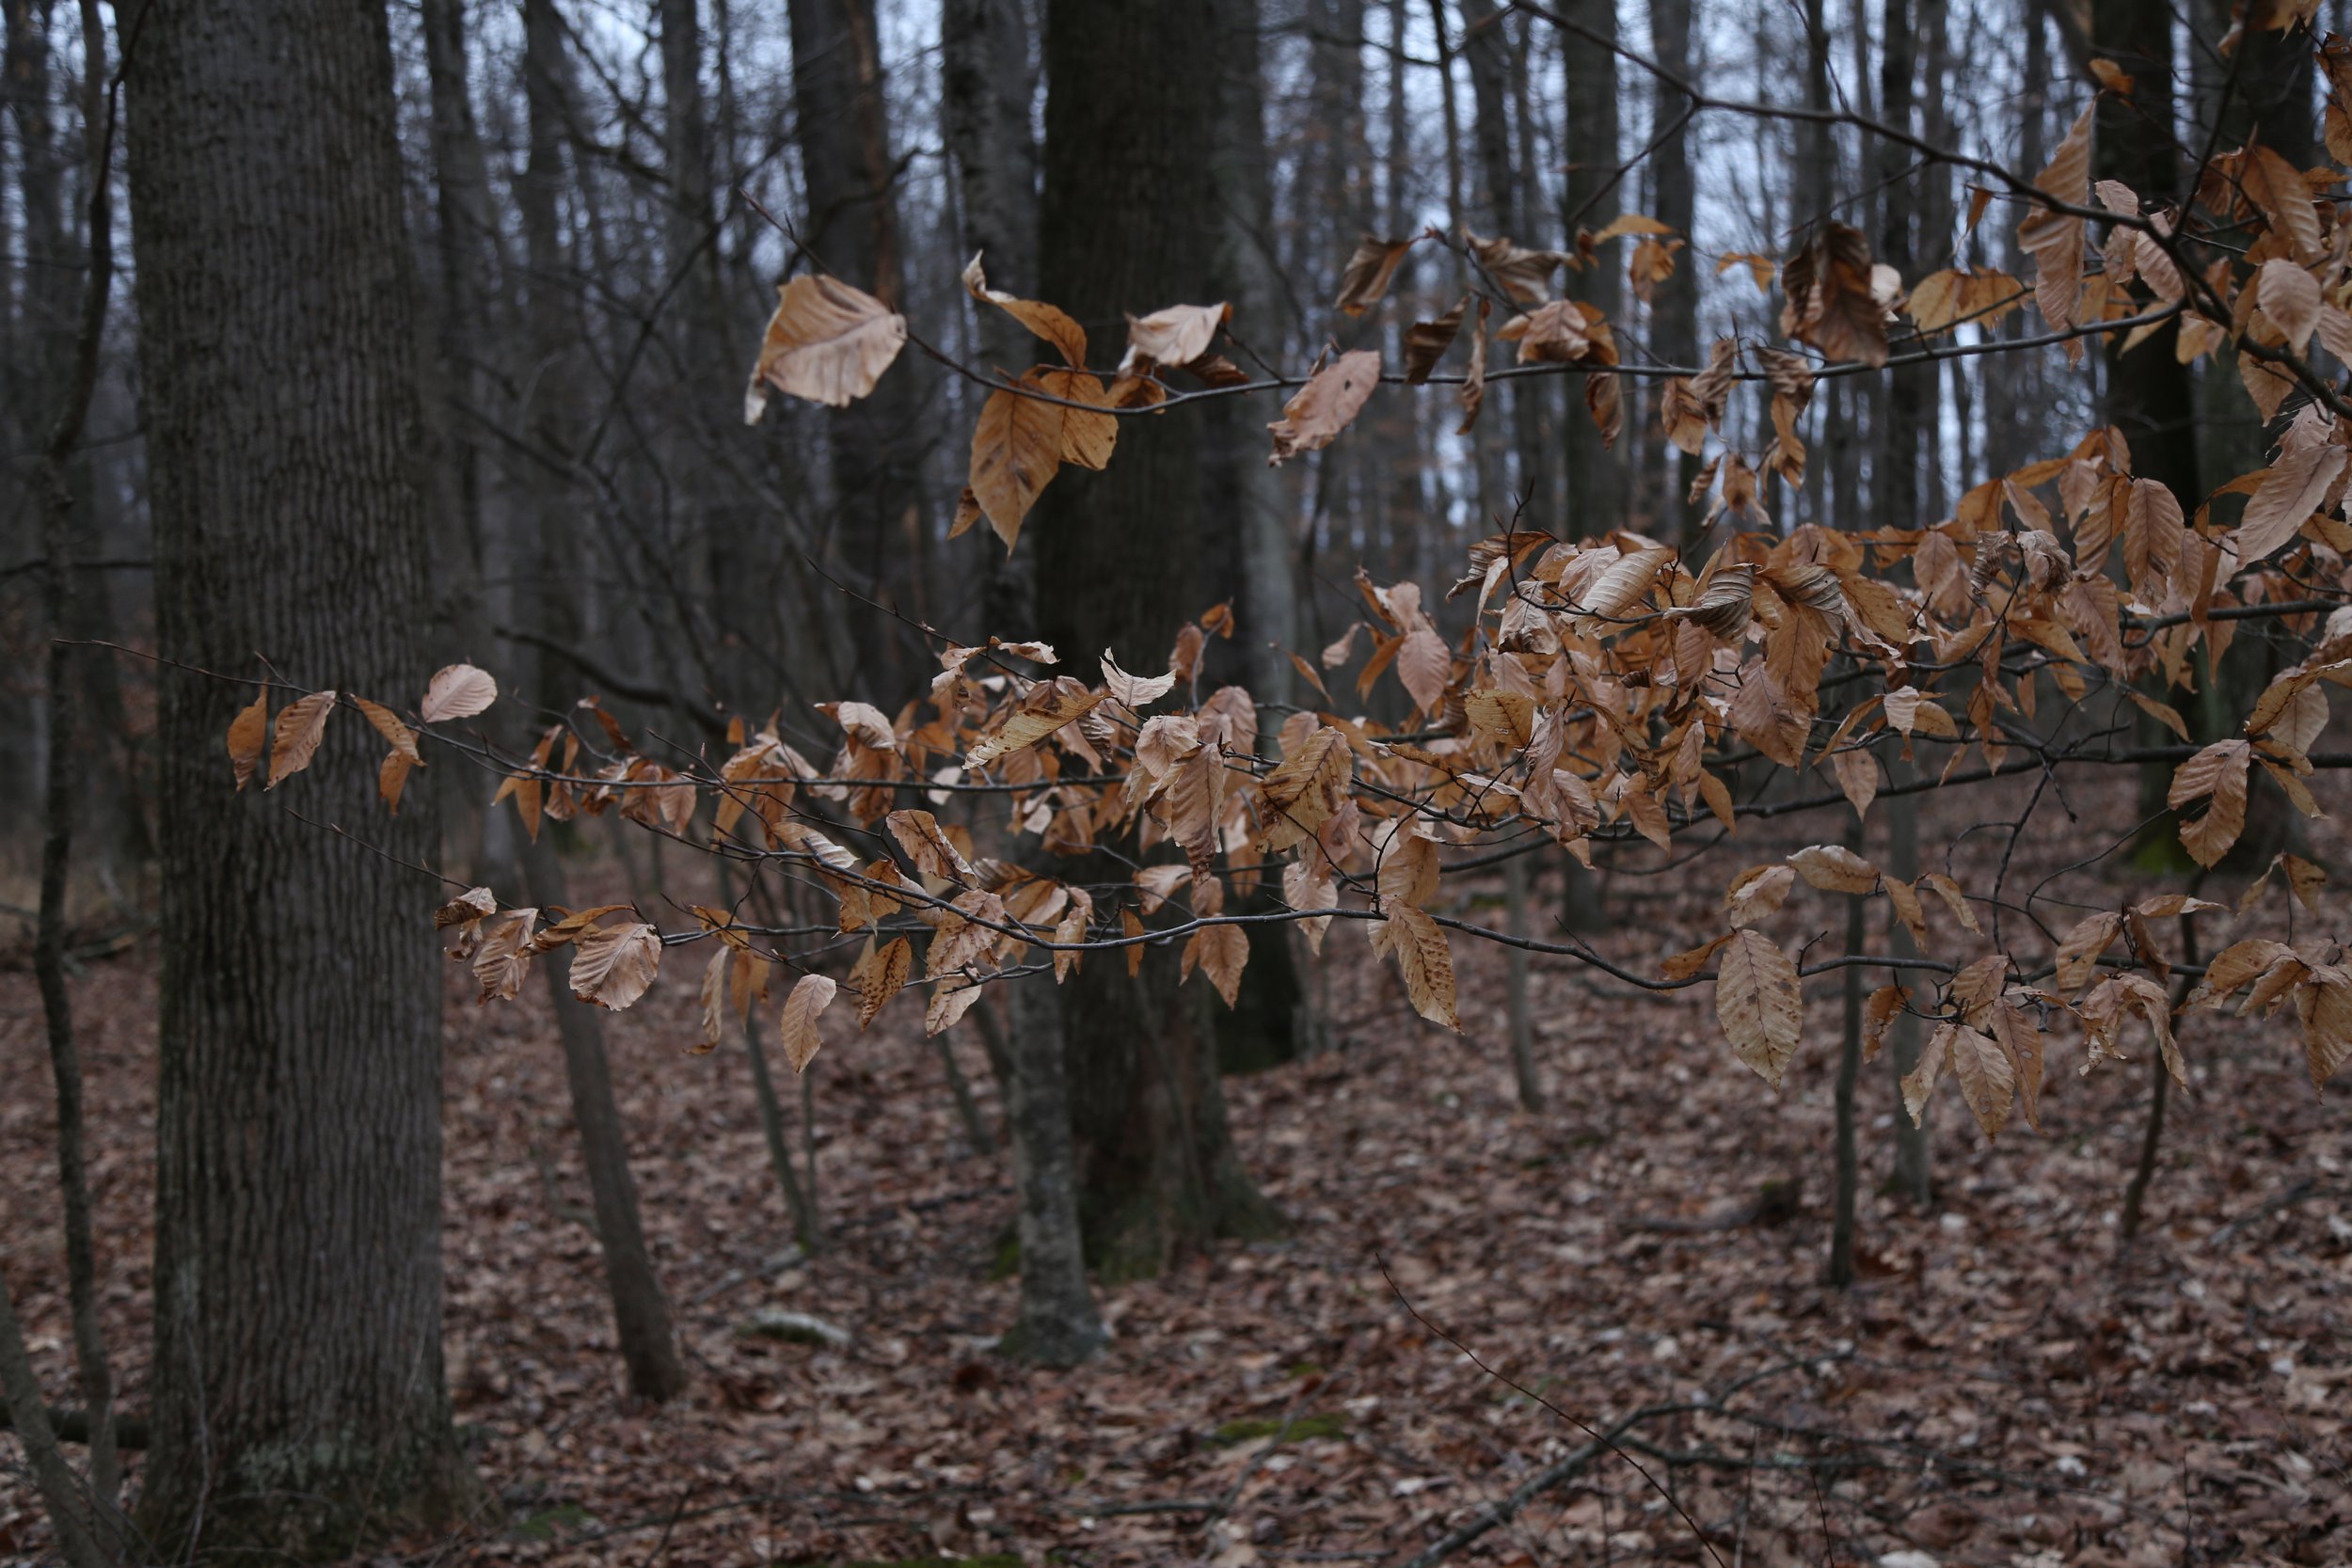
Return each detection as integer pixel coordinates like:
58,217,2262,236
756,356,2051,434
1032,0,1282,1278
789,0,926,685
940,0,1040,634
1202,0,1308,1076
2090,0,2201,835
125,0,476,1550
996,976,1105,1362
421,0,501,874
515,0,688,1404
1645,0,1700,533
29,0,119,1523
1559,0,1623,539
1459,0,1546,512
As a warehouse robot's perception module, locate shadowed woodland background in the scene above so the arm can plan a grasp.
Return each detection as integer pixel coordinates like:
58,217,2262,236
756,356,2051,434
2,0,2350,1562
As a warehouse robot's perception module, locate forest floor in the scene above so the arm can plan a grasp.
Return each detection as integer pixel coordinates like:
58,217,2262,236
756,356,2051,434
2,772,2349,1568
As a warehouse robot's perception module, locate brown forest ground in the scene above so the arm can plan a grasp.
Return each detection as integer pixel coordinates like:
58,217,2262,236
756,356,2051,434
2,769,2348,1567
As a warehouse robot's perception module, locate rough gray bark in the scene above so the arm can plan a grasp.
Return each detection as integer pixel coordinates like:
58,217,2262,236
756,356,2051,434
124,0,476,1549
995,975,1104,1364
1031,0,1281,1279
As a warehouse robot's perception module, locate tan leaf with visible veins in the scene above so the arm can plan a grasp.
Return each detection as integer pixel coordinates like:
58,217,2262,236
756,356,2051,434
2235,442,2344,563
1788,843,1879,894
1384,903,1461,1030
1122,302,1229,369
570,921,662,1010
887,808,976,883
1724,864,1798,928
2054,911,2122,996
1182,922,1250,1007
780,973,838,1072
969,375,1064,547
1268,350,1382,465
2016,107,2091,336
2241,143,2323,261
471,908,539,1004
1259,726,1353,853
1717,928,1802,1088
266,690,338,789
2168,738,2250,868
849,936,912,1030
1395,626,1451,712
421,663,498,722
2297,972,2351,1089
966,675,1104,767
1101,649,1179,709
1946,1022,2015,1138
745,275,906,416
227,689,269,791
2259,258,2322,351
357,696,422,813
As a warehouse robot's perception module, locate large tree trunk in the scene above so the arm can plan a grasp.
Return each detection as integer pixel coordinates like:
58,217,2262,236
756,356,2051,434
125,0,476,1550
1032,0,1281,1279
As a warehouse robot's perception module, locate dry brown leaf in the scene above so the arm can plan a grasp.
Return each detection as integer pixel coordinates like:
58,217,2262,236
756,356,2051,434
2054,911,2122,996
2169,737,2250,868
1405,296,1468,382
969,375,1064,548
421,663,498,723
1122,302,1229,369
1258,726,1354,853
2235,442,2344,563
1394,626,1452,713
2240,143,2323,261
1181,922,1250,1007
1384,903,1460,1030
745,275,906,415
887,808,977,884
1945,1022,2015,1138
1716,928,1802,1089
1465,230,1565,302
1788,843,1880,894
1268,350,1382,465
780,973,838,1073
471,908,539,1004
1780,222,1889,367
1334,235,1415,315
1724,864,1798,928
2259,258,2322,351
570,920,662,1010
1102,649,1179,709
227,689,268,791
849,936,912,1030
967,675,1104,767
961,252,1087,366
2016,106,2091,336
265,690,338,789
